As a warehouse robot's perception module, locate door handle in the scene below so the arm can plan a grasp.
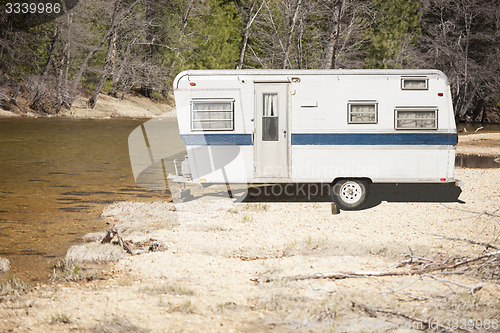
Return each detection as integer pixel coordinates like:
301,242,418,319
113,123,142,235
283,129,287,138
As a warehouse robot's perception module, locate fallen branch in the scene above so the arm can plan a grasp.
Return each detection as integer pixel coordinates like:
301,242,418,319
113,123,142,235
252,251,500,283
353,302,458,333
440,204,500,218
434,234,499,250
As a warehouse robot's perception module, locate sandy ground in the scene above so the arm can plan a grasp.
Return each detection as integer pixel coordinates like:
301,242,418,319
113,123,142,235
59,94,176,119
0,135,499,332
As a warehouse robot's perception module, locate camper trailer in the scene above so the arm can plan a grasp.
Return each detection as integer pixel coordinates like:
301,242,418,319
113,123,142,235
171,69,458,209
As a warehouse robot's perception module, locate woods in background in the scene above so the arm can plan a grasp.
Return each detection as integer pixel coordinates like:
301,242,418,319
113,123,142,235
0,0,499,122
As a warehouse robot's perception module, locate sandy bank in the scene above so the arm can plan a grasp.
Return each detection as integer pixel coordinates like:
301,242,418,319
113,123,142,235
0,93,176,119
60,94,176,119
457,132,500,156
1,166,499,332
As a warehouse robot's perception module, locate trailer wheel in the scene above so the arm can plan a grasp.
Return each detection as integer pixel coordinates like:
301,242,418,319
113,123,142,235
332,179,369,211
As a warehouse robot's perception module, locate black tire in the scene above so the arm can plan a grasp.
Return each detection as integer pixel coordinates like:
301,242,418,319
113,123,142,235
332,179,369,211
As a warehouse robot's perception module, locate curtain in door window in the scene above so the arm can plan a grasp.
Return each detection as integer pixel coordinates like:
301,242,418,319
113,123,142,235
262,93,278,141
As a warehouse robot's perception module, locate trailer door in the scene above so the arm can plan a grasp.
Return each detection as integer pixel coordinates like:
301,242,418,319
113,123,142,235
255,83,289,178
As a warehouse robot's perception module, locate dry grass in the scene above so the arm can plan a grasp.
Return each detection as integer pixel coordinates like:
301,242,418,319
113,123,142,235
158,299,196,313
139,282,194,296
65,243,127,264
0,277,32,296
0,257,10,273
50,259,100,282
101,201,178,235
90,315,147,333
50,312,72,325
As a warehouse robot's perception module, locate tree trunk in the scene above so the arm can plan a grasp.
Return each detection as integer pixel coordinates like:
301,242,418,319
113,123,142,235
164,0,196,95
321,0,343,69
61,12,72,109
10,83,20,106
42,26,61,77
283,0,302,69
88,28,117,108
237,0,257,69
108,29,118,96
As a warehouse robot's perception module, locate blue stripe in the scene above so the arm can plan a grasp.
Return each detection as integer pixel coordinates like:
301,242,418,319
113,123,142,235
292,133,457,145
181,133,457,146
181,134,253,145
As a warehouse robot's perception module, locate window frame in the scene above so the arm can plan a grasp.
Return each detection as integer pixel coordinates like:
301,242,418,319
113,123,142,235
191,99,235,131
347,100,378,124
394,107,438,130
401,76,429,90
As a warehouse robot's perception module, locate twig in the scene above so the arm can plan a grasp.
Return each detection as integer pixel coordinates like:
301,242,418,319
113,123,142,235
353,302,458,333
422,274,484,296
440,204,500,218
434,234,499,250
443,250,500,270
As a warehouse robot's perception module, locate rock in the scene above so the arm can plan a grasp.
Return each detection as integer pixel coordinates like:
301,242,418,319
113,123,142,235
0,257,10,273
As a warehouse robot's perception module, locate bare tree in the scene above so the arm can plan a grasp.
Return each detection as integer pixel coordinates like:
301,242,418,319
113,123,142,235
88,1,121,108
69,0,142,107
283,0,303,68
321,0,343,69
236,0,264,69
420,0,500,120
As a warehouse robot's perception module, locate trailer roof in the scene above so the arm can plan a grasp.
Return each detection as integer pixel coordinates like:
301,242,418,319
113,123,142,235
174,69,449,89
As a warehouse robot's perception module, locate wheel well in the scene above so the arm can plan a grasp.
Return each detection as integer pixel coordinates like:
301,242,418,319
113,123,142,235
332,177,373,185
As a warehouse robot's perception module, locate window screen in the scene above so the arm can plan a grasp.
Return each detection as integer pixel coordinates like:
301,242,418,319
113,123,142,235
262,93,278,141
395,108,437,129
348,102,377,124
191,100,234,131
401,77,428,90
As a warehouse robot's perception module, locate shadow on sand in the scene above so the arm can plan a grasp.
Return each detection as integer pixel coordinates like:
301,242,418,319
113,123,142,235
242,183,463,210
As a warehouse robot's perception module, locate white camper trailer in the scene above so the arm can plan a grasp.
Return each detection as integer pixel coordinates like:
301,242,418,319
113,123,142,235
171,69,458,209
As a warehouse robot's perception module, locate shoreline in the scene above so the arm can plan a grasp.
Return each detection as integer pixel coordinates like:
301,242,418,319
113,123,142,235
0,93,177,120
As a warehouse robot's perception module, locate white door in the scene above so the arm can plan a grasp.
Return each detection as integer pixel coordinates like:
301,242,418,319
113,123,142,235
255,83,289,178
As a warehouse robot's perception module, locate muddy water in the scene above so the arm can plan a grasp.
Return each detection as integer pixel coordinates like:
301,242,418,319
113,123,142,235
0,118,184,282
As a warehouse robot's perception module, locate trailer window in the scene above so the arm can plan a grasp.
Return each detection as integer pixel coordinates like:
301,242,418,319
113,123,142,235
395,107,437,129
348,102,377,124
191,100,234,131
262,93,279,141
401,77,428,90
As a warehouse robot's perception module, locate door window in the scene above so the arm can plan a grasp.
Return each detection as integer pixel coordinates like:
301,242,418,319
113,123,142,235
262,93,279,141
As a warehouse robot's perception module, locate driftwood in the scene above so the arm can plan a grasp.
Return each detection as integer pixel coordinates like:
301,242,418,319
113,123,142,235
101,227,133,255
251,250,500,283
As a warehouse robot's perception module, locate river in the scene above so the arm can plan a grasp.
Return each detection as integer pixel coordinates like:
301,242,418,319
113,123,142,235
0,118,184,282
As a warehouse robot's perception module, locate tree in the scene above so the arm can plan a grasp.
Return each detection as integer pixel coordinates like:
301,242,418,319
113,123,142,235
419,0,500,119
364,0,421,69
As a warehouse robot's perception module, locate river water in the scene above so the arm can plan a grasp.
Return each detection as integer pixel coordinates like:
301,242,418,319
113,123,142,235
0,118,184,282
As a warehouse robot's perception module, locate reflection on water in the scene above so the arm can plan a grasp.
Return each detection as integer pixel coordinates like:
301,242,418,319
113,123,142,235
0,118,184,282
456,155,500,168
